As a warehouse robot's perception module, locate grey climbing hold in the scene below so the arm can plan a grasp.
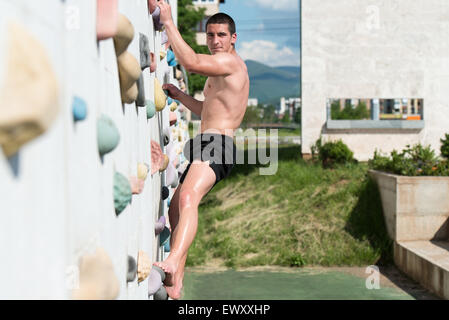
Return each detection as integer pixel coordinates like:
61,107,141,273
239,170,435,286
127,255,137,282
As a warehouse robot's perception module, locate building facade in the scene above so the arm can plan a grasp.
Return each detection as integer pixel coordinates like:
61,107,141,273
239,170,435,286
301,0,449,160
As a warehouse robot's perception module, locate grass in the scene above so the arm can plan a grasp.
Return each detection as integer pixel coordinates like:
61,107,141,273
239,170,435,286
185,144,393,269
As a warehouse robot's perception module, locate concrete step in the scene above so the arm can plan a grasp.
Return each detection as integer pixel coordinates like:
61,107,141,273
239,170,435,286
395,240,449,299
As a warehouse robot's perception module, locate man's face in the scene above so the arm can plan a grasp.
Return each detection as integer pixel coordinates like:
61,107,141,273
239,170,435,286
206,23,237,55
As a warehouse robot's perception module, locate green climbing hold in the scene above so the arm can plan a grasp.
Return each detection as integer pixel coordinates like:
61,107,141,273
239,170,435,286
146,100,156,119
114,172,132,215
97,114,120,156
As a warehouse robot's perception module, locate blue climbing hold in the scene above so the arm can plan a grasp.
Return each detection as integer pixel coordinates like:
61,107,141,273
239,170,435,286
72,96,87,122
159,227,170,246
167,197,171,207
164,238,170,252
167,97,173,105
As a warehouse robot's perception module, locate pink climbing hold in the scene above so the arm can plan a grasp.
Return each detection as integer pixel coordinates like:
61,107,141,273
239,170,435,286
151,140,164,175
96,0,119,41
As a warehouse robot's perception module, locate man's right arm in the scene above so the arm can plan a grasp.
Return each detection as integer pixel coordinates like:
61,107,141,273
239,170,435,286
163,84,203,117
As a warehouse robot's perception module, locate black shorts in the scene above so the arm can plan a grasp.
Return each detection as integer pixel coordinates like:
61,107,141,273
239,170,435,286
179,133,236,187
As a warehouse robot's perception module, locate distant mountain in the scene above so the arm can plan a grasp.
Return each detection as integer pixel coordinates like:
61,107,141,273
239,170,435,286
245,60,300,106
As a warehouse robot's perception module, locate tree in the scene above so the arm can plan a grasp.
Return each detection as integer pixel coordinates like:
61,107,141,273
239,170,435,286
178,0,208,94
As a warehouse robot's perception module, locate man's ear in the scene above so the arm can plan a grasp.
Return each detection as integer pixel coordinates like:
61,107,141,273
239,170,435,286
231,33,237,46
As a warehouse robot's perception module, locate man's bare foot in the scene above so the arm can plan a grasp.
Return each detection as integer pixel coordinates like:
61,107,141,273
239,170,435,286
153,259,178,287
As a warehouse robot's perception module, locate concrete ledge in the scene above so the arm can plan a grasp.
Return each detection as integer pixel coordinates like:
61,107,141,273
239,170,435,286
395,241,449,299
327,120,425,130
369,170,449,241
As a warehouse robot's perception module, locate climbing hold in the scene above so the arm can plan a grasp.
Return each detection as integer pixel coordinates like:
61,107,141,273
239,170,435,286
164,238,170,252
154,286,168,300
127,255,137,282
169,112,177,126
161,186,169,200
175,69,183,80
161,30,168,46
154,78,167,111
0,22,59,157
167,197,171,207
159,227,170,247
72,96,87,122
169,102,178,112
149,52,157,73
97,114,120,156
166,162,177,188
137,163,149,180
114,172,132,215
159,154,169,172
166,49,178,67
151,140,163,175
159,51,166,60
150,5,164,31
117,51,141,104
155,216,166,236
163,128,171,146
136,74,146,107
167,97,173,105
148,266,164,297
137,251,151,283
72,247,120,300
96,0,119,41
128,176,145,195
146,100,156,119
113,14,134,56
139,33,150,70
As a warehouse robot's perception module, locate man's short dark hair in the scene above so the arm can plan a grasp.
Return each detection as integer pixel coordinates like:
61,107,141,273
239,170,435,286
206,13,236,35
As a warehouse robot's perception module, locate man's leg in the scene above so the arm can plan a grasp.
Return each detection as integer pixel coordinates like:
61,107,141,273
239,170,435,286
154,160,216,298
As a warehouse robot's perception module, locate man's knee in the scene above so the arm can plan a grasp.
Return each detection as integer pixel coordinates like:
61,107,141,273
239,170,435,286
179,189,198,210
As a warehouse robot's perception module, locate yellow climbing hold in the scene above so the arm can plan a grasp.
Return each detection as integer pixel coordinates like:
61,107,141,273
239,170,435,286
169,102,178,112
154,78,166,112
137,163,149,180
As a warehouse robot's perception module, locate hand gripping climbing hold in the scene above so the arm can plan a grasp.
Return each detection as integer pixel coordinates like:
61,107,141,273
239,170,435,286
155,216,166,236
72,247,120,300
127,255,137,282
150,5,164,31
137,251,151,283
0,22,59,157
151,140,163,175
154,78,167,111
117,51,142,104
96,0,119,41
72,96,87,122
114,172,132,215
97,114,120,156
113,14,134,56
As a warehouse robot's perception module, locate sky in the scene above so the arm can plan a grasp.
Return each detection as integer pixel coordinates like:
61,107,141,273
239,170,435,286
219,0,300,67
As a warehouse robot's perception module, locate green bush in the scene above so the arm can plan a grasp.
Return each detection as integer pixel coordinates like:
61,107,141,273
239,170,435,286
369,143,449,176
441,133,449,159
318,139,355,168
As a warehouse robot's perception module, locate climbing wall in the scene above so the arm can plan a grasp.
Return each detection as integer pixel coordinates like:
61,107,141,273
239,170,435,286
0,0,188,299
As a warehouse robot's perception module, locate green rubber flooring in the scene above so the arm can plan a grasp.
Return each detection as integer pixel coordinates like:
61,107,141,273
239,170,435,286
182,268,418,300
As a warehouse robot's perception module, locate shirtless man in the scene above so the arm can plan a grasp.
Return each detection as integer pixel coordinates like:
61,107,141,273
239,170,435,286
154,1,249,300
